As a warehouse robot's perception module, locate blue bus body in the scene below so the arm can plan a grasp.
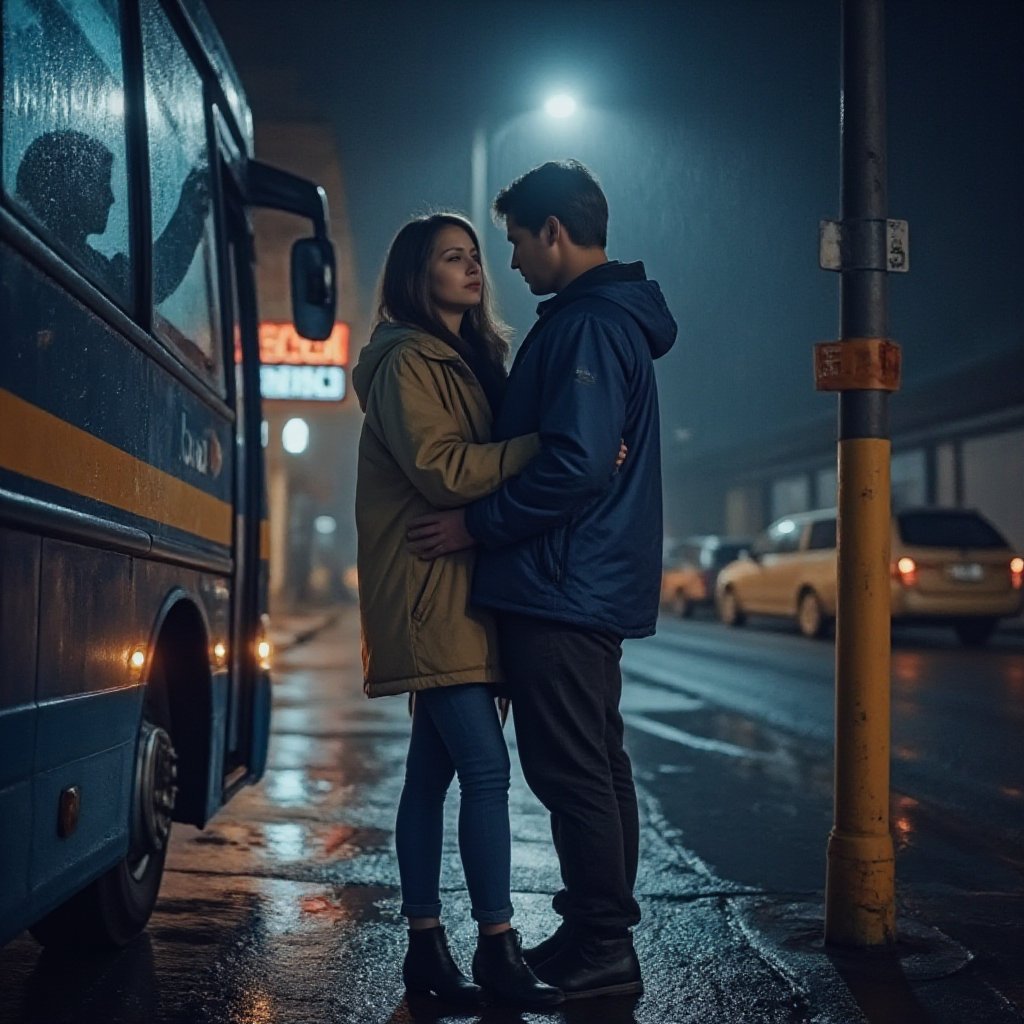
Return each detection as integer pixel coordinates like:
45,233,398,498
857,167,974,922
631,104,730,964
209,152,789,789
0,0,334,946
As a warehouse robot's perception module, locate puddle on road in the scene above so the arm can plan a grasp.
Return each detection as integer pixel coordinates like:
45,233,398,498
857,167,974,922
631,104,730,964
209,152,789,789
180,820,392,872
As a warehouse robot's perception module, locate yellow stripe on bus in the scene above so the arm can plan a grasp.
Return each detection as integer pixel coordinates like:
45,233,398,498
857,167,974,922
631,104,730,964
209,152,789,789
0,389,232,547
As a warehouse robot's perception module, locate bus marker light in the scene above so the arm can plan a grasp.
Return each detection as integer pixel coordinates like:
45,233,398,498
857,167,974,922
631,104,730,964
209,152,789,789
213,641,228,666
257,640,272,670
129,648,147,671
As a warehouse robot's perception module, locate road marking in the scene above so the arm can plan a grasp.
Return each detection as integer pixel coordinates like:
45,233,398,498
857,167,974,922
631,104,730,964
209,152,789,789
623,713,771,760
621,680,705,713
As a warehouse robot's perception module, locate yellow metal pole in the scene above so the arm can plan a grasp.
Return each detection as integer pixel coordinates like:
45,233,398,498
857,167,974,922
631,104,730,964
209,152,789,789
818,0,902,947
825,437,895,945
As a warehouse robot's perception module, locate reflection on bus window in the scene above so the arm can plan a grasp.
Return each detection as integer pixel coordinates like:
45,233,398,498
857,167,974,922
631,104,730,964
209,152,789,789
141,0,224,392
2,0,131,305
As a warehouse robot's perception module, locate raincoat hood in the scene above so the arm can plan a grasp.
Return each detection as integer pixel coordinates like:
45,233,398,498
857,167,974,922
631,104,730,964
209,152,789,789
352,322,455,412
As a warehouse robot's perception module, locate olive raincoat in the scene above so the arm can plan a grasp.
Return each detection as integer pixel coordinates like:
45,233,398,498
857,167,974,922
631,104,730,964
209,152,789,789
352,323,539,697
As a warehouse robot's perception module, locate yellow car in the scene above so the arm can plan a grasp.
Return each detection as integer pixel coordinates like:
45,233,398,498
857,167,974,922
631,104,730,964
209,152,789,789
661,535,751,618
714,507,1023,646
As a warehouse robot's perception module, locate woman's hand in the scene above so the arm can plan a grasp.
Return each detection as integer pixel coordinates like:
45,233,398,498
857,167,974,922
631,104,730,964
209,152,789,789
616,439,628,470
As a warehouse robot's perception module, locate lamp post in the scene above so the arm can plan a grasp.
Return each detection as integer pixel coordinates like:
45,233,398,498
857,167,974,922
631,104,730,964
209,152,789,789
470,93,579,237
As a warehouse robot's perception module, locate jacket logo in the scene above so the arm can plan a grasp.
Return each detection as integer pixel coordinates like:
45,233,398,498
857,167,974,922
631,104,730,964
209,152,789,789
575,367,597,385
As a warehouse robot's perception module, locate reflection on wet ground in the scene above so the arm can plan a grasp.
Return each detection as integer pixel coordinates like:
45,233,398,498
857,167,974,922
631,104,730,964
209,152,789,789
3,610,1024,1022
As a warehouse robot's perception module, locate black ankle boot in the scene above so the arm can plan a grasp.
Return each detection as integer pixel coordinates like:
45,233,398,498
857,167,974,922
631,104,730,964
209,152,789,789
472,929,564,1008
524,921,576,969
402,926,484,1006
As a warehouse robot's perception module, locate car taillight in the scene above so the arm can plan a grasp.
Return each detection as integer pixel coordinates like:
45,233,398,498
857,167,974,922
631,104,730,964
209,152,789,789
893,556,917,587
1011,556,1024,590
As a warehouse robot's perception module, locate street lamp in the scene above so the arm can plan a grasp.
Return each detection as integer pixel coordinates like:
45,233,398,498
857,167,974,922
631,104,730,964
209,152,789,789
470,93,580,237
544,93,577,119
281,417,309,455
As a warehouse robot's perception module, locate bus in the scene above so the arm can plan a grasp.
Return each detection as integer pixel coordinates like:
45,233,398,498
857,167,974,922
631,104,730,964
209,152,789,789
0,0,336,946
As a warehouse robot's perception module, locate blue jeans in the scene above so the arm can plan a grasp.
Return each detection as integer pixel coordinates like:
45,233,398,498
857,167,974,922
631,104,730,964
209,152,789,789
395,683,513,925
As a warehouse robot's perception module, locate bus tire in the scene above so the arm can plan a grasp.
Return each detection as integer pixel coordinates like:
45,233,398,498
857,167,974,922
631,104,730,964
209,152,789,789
30,663,178,948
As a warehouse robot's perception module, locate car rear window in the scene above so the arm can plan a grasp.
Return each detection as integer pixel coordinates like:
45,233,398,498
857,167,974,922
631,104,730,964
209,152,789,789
710,544,747,567
897,511,1007,549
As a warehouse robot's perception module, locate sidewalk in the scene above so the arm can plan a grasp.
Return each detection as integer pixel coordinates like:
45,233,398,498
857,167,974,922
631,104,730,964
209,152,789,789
254,609,1022,1024
267,605,342,652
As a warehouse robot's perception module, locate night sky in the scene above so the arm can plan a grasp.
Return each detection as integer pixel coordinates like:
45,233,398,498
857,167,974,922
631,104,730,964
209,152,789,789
206,0,1023,459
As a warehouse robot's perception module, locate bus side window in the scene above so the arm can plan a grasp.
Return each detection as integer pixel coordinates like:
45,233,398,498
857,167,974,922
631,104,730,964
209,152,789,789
140,0,224,394
1,0,133,307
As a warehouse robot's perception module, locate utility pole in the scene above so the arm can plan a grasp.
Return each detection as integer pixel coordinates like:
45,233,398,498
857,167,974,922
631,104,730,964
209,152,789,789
815,0,906,946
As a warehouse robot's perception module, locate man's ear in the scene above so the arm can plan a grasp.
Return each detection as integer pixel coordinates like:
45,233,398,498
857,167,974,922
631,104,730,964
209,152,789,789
543,216,560,246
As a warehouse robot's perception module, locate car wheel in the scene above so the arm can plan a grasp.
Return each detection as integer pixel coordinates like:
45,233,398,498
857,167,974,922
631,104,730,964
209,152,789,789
30,664,178,948
672,590,693,618
954,617,997,648
797,589,827,639
718,587,745,627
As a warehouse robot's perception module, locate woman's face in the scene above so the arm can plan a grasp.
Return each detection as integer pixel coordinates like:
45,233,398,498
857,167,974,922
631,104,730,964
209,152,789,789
428,225,483,316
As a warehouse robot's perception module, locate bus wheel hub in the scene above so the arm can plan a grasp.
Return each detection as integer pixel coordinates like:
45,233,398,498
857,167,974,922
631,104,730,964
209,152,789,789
131,721,178,867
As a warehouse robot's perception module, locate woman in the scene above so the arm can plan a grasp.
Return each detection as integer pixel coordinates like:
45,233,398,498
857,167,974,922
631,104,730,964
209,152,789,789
351,213,562,1009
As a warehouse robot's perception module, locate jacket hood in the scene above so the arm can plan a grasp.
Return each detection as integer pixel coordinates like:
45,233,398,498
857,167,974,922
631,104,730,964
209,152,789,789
539,261,678,360
352,323,455,412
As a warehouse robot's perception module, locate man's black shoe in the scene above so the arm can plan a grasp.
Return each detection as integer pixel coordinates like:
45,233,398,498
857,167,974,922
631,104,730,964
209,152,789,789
524,922,576,969
534,934,643,1000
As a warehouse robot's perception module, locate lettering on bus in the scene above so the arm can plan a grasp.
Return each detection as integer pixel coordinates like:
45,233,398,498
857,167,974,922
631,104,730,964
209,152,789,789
180,413,223,477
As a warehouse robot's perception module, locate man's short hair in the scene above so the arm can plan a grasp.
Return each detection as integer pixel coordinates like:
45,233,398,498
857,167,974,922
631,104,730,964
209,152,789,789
493,159,608,247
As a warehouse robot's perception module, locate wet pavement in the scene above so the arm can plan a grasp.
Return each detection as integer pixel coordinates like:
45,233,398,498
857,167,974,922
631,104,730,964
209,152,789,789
1,607,1022,1023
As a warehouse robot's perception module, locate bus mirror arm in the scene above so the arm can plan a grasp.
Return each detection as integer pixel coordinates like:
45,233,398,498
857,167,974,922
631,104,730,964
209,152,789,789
246,161,338,341
245,161,330,236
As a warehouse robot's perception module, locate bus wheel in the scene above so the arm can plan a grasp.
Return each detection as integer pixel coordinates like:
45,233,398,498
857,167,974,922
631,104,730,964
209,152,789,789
31,687,178,948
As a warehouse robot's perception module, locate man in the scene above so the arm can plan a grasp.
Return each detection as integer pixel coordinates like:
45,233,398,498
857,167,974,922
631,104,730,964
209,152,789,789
408,160,676,999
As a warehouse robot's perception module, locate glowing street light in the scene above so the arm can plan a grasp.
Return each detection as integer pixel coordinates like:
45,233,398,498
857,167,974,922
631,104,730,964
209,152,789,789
281,417,309,455
544,93,577,119
471,91,580,236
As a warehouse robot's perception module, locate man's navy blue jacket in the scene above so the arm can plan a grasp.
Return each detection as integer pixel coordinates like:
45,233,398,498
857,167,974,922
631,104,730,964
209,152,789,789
465,260,677,638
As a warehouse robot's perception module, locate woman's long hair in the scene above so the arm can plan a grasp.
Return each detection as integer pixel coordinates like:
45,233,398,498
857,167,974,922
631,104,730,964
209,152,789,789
375,213,510,368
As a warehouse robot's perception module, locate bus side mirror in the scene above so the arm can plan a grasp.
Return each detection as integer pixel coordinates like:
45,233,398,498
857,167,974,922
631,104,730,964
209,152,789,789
291,236,337,340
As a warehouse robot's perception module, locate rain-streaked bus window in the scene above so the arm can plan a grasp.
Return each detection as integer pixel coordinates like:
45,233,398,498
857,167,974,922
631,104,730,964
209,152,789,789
141,0,224,393
1,0,133,307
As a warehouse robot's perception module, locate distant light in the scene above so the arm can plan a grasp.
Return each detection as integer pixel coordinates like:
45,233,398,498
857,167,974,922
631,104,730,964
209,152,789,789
282,417,309,454
777,520,796,535
544,93,577,119
314,515,337,535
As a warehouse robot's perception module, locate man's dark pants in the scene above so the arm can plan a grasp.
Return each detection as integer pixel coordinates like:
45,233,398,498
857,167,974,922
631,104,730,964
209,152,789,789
498,612,641,934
